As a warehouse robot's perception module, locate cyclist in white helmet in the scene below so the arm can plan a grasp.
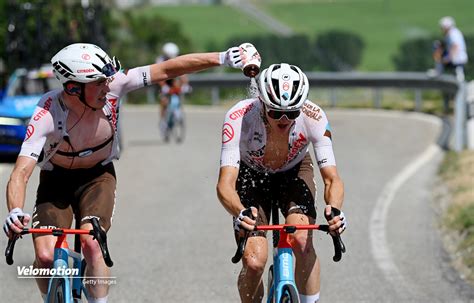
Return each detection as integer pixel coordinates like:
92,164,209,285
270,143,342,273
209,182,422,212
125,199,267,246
3,42,253,303
217,63,346,303
156,42,191,140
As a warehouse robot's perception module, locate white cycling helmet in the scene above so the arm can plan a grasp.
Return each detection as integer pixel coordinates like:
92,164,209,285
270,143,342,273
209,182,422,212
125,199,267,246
51,43,120,84
439,16,455,29
162,42,179,59
258,63,309,111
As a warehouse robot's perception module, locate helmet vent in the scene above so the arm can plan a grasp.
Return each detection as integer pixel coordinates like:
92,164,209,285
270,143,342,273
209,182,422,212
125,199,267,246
53,61,73,78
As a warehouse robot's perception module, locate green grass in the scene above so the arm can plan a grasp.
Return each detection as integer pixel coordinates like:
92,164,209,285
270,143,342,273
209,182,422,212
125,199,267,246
149,0,474,70
439,151,474,283
139,5,272,51
258,0,474,70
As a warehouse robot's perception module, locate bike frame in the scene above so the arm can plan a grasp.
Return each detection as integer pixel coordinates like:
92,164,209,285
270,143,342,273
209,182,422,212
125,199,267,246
258,225,323,303
5,218,113,303
25,229,89,303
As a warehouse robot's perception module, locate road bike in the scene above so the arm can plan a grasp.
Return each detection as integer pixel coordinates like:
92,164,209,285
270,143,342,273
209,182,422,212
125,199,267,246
5,217,113,303
231,207,346,303
162,93,185,143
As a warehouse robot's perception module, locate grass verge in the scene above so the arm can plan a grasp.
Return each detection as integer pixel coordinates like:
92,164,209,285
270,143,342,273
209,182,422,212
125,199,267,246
438,150,474,284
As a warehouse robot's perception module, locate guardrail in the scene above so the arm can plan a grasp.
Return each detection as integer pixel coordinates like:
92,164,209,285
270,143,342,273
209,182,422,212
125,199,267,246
187,71,467,151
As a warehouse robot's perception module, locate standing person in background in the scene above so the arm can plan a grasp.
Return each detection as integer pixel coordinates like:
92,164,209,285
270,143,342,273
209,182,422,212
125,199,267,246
432,16,468,81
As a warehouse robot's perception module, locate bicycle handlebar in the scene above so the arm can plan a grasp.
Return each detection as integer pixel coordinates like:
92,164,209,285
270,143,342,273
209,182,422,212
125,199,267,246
5,218,113,267
231,223,346,264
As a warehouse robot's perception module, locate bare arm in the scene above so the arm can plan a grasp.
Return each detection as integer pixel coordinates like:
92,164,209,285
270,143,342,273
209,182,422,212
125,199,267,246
320,165,345,233
7,156,37,211
320,165,344,209
150,53,220,84
216,166,245,217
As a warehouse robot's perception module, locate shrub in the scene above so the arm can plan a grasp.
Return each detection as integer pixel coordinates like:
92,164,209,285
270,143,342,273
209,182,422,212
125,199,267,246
313,30,365,71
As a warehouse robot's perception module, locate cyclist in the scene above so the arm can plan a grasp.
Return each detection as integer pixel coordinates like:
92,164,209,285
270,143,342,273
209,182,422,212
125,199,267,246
216,63,347,303
3,42,250,303
156,42,191,138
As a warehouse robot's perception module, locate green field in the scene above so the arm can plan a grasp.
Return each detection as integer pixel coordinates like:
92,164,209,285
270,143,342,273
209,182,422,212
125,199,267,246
149,0,474,71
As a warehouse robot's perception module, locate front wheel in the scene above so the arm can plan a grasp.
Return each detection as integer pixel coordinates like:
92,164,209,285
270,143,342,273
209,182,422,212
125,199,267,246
48,278,67,303
279,284,299,303
173,111,185,143
267,265,274,302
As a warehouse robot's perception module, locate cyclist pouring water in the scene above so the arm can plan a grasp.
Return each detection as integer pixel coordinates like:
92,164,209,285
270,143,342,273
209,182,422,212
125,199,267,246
216,63,347,303
3,42,252,302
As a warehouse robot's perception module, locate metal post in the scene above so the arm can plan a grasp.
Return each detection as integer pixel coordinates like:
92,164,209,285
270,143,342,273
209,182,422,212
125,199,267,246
211,86,220,106
330,89,337,107
414,89,422,112
454,81,466,151
373,88,382,108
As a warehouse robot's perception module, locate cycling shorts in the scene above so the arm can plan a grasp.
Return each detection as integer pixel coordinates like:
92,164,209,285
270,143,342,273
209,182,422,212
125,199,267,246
236,153,317,237
31,162,116,237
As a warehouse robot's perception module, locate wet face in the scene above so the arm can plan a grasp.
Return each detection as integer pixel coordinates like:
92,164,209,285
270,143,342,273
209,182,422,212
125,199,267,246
84,78,111,109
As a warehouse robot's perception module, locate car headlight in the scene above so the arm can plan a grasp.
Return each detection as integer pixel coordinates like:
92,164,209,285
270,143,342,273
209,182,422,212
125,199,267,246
0,117,23,126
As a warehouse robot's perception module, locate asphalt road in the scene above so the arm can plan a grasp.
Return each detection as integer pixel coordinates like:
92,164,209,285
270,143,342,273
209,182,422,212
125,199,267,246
0,105,473,302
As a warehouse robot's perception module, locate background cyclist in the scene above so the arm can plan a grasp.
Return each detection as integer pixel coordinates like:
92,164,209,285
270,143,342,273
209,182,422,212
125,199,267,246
216,63,347,303
156,42,191,138
3,42,251,303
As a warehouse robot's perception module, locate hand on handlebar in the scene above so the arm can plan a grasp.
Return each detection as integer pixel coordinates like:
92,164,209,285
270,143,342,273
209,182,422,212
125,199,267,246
324,205,347,236
233,207,258,234
3,208,30,238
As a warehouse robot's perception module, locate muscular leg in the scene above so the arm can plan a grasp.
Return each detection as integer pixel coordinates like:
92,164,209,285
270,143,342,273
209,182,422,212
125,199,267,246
238,236,268,303
32,235,58,295
80,223,110,300
286,213,320,296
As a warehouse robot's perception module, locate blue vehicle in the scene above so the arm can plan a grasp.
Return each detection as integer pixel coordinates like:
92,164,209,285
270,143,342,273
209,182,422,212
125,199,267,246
0,65,59,156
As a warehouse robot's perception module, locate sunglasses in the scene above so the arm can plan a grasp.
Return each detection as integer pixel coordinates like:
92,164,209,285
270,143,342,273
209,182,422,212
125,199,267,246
266,108,301,120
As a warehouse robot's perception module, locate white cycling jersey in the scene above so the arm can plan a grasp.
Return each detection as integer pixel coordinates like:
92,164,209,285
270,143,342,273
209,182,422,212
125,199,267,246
18,66,152,170
220,98,336,173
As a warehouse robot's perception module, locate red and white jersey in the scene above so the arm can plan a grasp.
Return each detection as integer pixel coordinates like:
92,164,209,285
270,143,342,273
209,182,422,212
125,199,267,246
220,98,336,173
18,66,152,170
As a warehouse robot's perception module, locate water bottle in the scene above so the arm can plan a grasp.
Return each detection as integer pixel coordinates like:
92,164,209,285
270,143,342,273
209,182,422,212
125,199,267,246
239,43,261,78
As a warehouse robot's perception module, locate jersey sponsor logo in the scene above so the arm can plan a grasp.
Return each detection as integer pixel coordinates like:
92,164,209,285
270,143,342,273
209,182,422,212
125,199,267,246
142,72,149,86
25,124,35,141
253,131,263,143
107,98,118,131
222,123,234,143
302,103,323,121
229,103,254,120
324,129,332,140
33,97,52,121
288,133,307,160
76,68,95,73
30,152,39,159
317,158,327,166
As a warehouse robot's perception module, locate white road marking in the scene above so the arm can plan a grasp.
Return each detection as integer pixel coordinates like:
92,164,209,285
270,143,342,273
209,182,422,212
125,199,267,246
369,144,441,293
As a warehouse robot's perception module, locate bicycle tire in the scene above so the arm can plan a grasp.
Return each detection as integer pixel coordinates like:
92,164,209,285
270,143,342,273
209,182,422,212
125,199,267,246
279,284,299,303
267,265,274,302
174,116,185,143
48,278,66,303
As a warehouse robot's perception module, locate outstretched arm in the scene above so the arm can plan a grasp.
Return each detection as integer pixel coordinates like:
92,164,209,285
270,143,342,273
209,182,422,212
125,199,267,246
150,53,219,84
150,46,244,84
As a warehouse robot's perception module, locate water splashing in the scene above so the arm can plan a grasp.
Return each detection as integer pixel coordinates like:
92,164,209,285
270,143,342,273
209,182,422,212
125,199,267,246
247,77,259,99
